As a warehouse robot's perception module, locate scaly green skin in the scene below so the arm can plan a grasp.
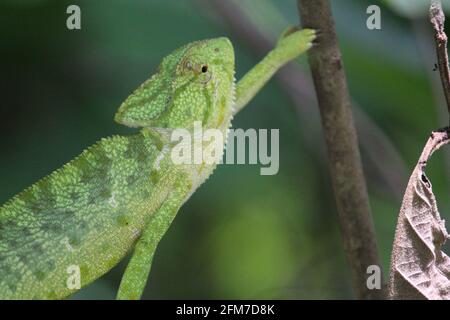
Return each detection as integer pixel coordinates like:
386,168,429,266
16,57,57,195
0,28,315,299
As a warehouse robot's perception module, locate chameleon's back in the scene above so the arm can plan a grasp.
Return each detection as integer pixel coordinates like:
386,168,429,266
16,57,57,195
0,131,171,299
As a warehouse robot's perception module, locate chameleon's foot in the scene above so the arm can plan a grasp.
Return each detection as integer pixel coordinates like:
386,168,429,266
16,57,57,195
277,27,316,48
274,27,316,62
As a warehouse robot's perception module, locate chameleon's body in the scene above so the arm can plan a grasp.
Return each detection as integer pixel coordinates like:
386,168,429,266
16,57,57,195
0,29,315,299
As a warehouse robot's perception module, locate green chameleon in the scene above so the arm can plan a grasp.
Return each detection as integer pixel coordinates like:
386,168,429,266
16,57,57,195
0,28,315,299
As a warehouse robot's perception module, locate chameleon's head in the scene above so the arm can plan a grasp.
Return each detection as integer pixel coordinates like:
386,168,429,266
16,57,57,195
115,37,235,129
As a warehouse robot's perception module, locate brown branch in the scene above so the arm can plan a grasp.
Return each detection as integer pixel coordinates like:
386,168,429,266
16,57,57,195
430,0,450,118
298,0,383,299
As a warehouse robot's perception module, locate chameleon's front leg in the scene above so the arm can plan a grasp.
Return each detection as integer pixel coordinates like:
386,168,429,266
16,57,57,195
234,28,316,114
116,177,191,300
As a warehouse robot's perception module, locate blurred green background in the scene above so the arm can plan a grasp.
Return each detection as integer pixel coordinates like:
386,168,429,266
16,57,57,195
1,0,450,299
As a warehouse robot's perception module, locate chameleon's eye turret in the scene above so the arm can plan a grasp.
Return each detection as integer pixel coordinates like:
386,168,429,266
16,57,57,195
185,60,193,70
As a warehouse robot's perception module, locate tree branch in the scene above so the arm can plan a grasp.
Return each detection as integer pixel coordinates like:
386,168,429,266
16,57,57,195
430,0,450,118
298,0,383,299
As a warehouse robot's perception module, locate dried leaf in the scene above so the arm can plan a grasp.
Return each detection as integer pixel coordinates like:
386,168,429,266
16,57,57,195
389,130,450,299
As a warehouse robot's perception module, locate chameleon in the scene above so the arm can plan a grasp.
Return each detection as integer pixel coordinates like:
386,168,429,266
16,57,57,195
0,27,315,299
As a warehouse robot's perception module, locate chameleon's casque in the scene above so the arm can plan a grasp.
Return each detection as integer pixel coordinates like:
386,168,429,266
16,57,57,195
0,29,315,299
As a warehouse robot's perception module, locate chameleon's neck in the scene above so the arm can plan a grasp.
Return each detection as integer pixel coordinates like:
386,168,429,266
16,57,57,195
143,112,233,144
138,111,232,199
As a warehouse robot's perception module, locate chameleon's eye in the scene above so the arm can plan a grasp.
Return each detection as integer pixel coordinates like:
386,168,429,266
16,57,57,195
199,66,212,84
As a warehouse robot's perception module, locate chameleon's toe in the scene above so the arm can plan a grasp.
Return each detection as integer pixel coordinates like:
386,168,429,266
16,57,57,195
295,28,317,47
276,27,317,52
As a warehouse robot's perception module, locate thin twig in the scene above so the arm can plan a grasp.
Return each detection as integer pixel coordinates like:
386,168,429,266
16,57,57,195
412,18,450,201
430,0,450,118
419,127,450,169
298,0,383,299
